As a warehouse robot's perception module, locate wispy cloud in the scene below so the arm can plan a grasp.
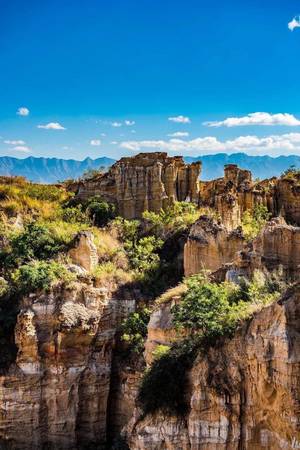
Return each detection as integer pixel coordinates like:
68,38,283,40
124,120,135,126
37,122,66,130
90,139,101,146
168,115,191,124
17,107,29,116
288,16,300,31
167,131,189,137
120,132,300,156
204,112,300,127
110,141,118,145
13,145,31,152
4,139,25,145
111,121,122,127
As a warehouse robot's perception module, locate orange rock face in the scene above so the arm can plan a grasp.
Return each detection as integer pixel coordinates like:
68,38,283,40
74,152,201,219
184,216,245,276
0,281,136,450
126,285,300,449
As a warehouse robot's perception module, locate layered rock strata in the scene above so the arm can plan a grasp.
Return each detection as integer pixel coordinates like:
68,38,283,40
184,215,245,276
126,284,300,450
74,152,201,219
0,280,136,450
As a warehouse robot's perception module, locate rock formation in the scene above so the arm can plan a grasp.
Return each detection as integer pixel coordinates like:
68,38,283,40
74,152,201,219
126,284,300,449
68,231,98,272
184,215,245,276
0,280,136,449
199,164,275,230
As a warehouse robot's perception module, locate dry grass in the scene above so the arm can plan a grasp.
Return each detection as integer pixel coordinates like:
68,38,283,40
93,229,128,269
156,282,188,305
93,262,133,287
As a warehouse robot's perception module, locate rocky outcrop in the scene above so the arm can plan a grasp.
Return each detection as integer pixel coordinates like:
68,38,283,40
184,216,245,276
126,284,300,449
199,164,275,230
68,231,98,272
75,152,201,219
0,280,136,450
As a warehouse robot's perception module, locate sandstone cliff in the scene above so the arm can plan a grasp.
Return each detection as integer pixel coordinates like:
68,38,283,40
75,152,201,219
184,216,245,276
0,279,137,450
126,284,300,450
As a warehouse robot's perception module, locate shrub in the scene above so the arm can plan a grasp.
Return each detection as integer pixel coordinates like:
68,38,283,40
0,277,9,298
7,222,64,265
86,198,116,227
121,308,151,353
281,165,300,179
142,202,199,239
12,260,74,293
125,236,163,273
242,204,271,241
60,206,90,224
172,274,239,340
111,217,140,242
152,344,170,360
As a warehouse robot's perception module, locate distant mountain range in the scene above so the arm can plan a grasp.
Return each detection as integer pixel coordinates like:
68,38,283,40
0,156,115,183
185,153,300,180
0,153,299,183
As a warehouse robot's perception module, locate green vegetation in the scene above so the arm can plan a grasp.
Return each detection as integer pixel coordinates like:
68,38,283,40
138,270,282,416
12,261,74,294
242,204,271,241
281,165,300,179
120,308,151,353
142,201,199,239
3,222,65,267
86,196,116,227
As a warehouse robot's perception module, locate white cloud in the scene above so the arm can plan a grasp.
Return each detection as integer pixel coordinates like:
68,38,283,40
167,131,189,137
4,140,25,145
111,121,122,127
37,122,66,130
90,139,101,146
110,141,118,145
168,115,191,124
288,16,300,31
17,107,29,116
100,133,106,137
13,145,31,152
120,132,300,156
204,112,300,127
124,120,135,126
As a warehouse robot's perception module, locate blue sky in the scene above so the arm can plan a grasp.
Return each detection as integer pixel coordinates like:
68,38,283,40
1,0,300,160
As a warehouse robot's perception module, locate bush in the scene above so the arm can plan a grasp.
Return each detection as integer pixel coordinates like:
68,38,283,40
111,217,140,242
152,344,170,360
12,260,74,293
121,308,151,353
172,274,239,340
7,222,64,265
86,197,116,227
142,202,199,239
242,204,271,241
125,236,163,273
60,206,90,224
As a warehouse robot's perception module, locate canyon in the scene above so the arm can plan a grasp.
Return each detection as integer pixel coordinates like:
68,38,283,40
1,152,300,449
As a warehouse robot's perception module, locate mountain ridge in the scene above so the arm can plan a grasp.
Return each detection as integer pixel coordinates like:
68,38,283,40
0,153,299,182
